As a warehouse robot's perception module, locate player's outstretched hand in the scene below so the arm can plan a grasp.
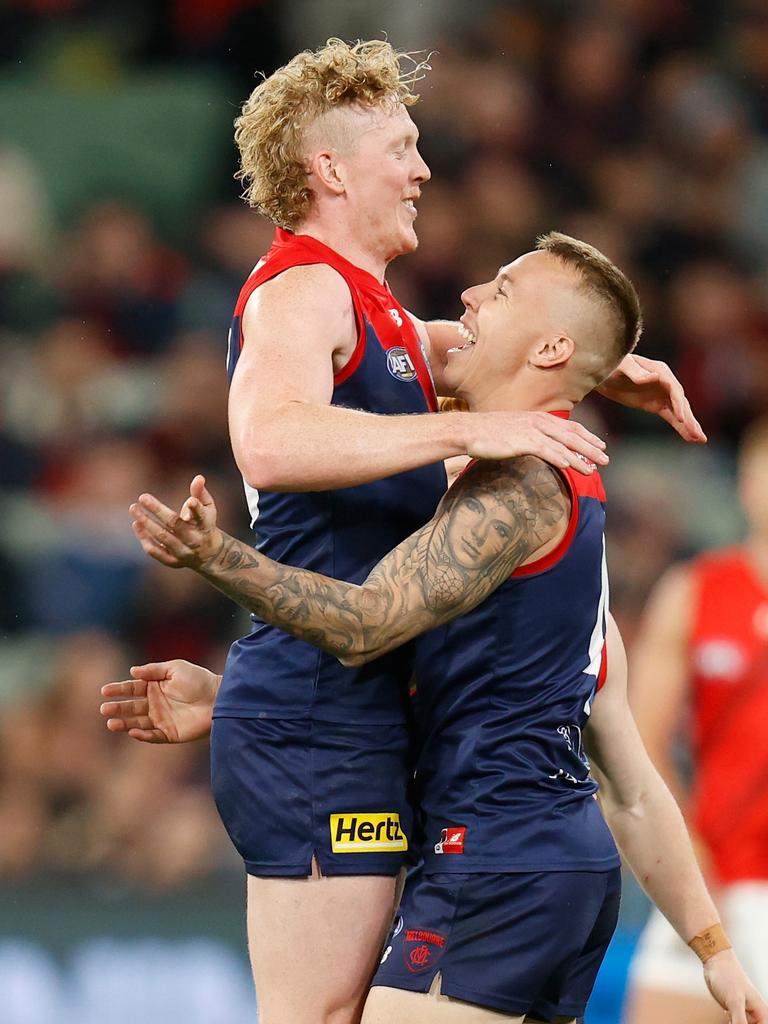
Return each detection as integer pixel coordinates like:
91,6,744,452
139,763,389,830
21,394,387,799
465,410,608,475
100,660,219,743
704,949,768,1024
130,474,222,570
598,353,707,443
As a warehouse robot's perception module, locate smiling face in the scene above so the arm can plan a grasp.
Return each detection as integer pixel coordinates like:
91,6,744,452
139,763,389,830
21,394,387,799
443,250,582,402
309,102,431,262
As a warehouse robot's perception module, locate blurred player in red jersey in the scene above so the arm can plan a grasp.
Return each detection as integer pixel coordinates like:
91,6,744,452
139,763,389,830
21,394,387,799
626,417,768,1024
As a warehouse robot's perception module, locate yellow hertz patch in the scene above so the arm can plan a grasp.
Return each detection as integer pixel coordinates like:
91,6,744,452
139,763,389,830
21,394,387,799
330,812,408,853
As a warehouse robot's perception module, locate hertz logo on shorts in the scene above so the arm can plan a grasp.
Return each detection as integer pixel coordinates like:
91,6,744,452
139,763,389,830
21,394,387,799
330,813,408,853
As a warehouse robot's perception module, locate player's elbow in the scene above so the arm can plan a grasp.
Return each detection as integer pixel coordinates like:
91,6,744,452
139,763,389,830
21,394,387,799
232,413,298,491
237,446,293,491
337,634,386,668
337,643,388,668
338,632,403,668
600,780,649,830
337,649,370,668
240,459,278,492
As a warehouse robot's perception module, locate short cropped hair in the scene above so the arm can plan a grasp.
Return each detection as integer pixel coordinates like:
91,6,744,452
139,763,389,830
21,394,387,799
235,38,427,230
536,231,643,369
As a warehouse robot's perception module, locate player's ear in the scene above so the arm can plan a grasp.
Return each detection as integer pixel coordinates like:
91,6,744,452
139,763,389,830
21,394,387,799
530,333,574,369
309,150,345,196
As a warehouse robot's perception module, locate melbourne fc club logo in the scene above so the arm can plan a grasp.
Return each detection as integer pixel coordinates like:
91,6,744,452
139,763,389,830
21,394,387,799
386,346,417,382
403,928,447,974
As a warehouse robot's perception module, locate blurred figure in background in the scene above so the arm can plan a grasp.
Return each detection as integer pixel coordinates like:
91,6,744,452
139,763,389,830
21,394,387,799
0,629,226,885
625,416,768,1024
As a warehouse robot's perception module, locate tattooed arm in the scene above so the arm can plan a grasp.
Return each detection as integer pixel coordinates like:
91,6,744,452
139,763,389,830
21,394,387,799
131,463,570,666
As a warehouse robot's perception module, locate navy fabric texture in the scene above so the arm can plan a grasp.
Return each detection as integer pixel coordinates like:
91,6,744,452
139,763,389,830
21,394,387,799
410,473,620,874
373,864,622,1018
211,716,416,876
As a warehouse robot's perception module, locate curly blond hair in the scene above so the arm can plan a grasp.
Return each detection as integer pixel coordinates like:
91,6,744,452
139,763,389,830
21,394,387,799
234,38,428,230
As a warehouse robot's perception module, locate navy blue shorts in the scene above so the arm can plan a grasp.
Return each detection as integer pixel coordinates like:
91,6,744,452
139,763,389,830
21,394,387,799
210,717,415,877
373,864,622,1019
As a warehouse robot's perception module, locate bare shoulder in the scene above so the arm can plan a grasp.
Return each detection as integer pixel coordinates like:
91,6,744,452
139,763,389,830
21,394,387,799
245,262,352,308
242,263,356,353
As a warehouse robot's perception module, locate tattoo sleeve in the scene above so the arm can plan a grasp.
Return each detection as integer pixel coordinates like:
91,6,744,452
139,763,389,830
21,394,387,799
196,457,570,665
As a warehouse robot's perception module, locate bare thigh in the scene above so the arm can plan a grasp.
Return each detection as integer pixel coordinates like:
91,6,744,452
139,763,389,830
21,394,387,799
623,986,722,1024
361,974,577,1024
247,859,398,1024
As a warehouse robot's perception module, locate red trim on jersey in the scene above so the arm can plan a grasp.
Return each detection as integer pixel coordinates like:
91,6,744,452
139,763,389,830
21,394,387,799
396,305,439,412
571,472,607,502
233,229,368,380
597,644,608,691
548,410,607,500
333,327,367,386
446,409,605,578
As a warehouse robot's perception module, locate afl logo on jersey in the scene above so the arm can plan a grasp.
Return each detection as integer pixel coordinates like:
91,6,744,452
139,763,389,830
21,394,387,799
386,347,417,382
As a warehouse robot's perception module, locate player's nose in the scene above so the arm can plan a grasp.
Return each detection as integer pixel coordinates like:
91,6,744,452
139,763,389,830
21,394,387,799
461,284,481,311
413,149,431,182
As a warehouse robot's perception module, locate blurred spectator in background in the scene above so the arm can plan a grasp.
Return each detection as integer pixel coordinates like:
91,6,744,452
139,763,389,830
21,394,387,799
0,629,226,886
57,201,187,356
179,205,275,333
624,417,768,1024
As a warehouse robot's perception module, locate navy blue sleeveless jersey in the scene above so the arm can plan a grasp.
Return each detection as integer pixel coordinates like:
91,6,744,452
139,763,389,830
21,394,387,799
215,229,447,724
411,456,620,872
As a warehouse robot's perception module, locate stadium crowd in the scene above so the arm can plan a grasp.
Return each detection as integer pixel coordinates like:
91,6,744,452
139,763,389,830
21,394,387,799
1,0,767,893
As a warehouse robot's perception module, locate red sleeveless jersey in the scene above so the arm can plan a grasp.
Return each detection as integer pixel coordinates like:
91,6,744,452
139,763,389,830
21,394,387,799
688,546,768,883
